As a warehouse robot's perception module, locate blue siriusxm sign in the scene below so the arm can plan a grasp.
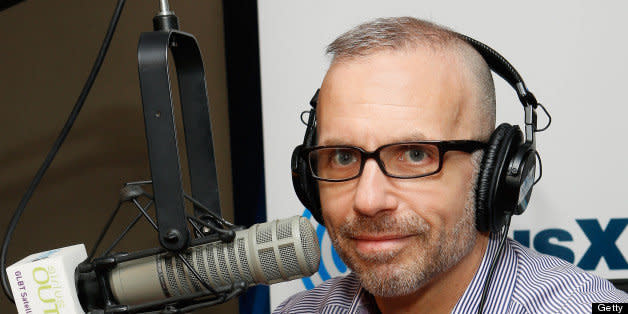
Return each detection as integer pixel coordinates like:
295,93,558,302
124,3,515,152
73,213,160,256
513,218,628,271
300,209,627,290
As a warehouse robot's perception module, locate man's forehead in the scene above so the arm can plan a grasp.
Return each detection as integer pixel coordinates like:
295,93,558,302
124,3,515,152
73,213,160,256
316,100,460,146
319,49,468,106
316,48,477,142
319,102,424,118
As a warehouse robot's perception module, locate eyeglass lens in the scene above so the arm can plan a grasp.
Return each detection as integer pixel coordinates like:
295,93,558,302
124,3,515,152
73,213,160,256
308,143,440,180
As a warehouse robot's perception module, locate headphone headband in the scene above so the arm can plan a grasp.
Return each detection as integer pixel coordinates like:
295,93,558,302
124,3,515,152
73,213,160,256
457,34,538,108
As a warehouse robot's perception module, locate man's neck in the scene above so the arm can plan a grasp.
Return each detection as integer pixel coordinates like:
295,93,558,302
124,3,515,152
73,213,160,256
373,233,490,314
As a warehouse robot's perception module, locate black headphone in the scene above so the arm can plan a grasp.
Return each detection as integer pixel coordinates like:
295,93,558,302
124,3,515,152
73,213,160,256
291,34,547,233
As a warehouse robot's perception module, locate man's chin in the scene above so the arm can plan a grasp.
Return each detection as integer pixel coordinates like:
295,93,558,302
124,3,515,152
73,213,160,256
348,256,422,289
339,248,434,297
354,250,399,264
356,265,429,298
351,257,399,272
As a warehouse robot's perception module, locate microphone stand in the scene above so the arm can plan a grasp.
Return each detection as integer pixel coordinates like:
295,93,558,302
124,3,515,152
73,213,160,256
76,1,247,312
140,0,221,253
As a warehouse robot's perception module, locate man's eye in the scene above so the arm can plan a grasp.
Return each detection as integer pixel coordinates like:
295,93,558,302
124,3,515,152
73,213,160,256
403,149,427,163
332,150,357,166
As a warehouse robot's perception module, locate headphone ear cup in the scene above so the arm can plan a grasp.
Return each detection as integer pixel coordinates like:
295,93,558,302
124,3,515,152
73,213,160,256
505,142,536,216
476,123,522,232
291,146,324,225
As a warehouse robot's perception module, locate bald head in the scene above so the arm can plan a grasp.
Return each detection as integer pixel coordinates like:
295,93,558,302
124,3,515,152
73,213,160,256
325,17,496,140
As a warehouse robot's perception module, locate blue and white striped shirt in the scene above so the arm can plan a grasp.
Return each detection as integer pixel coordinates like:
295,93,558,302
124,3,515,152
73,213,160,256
274,235,628,313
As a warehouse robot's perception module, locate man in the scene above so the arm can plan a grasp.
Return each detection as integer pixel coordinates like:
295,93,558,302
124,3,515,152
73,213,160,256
275,17,628,313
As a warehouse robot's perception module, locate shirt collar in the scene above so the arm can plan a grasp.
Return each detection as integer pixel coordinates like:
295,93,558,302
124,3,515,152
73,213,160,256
451,232,518,313
351,285,381,314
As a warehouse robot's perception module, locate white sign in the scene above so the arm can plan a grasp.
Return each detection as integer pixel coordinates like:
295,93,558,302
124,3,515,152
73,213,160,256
7,244,87,314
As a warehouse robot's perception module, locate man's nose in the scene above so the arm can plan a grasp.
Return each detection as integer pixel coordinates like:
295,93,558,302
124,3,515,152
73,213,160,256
353,159,396,216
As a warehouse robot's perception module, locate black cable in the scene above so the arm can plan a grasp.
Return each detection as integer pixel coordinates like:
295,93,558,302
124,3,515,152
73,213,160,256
0,0,25,12
477,214,512,314
0,0,127,302
533,151,543,186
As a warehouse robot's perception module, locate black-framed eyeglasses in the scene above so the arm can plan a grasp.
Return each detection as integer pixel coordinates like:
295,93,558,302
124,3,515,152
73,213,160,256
303,140,487,182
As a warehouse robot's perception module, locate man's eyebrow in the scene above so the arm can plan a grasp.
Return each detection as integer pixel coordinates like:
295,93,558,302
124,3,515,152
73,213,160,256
316,137,352,146
318,131,428,146
393,131,429,142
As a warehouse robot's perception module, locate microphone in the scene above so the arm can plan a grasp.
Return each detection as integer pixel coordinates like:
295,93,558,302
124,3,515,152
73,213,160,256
96,215,320,306
7,216,320,313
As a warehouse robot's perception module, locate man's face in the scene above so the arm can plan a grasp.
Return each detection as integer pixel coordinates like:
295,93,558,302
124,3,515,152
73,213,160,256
317,48,482,297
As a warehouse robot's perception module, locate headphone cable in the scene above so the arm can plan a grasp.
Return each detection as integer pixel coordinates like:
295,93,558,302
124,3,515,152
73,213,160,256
0,0,127,302
476,214,512,314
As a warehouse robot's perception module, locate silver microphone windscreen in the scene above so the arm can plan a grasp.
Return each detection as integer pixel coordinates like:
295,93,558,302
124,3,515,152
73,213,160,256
108,216,320,305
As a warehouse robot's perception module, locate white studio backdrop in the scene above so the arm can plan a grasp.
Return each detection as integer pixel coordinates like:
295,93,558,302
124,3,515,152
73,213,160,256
257,0,628,309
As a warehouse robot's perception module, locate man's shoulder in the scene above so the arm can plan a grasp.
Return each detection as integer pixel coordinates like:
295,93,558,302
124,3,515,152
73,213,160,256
273,273,362,314
508,239,628,312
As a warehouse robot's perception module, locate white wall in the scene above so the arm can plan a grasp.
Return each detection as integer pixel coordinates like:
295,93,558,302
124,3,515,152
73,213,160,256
257,0,628,309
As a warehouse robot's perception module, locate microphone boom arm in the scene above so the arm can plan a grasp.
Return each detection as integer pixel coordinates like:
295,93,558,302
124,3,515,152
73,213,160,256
138,27,221,252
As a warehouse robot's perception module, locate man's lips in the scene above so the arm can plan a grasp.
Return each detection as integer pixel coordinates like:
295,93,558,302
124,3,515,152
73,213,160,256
352,234,412,241
350,234,414,254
